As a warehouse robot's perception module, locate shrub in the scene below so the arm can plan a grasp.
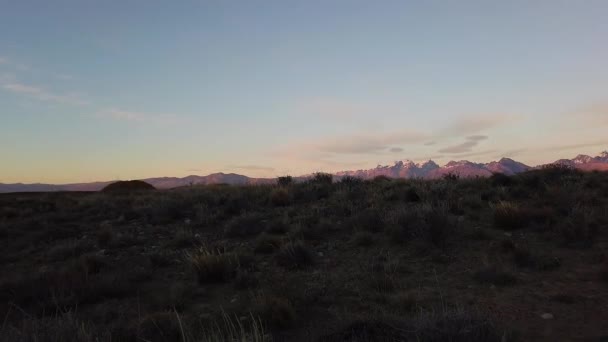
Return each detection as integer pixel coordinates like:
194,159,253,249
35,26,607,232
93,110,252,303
473,267,517,286
319,307,507,342
79,254,109,276
277,175,293,187
373,175,391,183
200,312,267,342
48,240,92,262
149,251,175,268
265,220,289,235
224,213,266,238
169,227,198,248
0,312,111,342
600,263,608,283
254,234,283,254
490,173,513,187
352,231,373,247
339,176,363,187
292,221,330,241
254,294,296,329
411,307,508,342
443,173,459,182
277,241,315,269
96,226,114,247
138,311,182,342
355,208,385,233
188,247,238,284
513,247,560,271
493,201,529,230
311,172,333,185
469,227,492,240
555,206,598,248
234,270,259,290
269,188,290,206
404,187,421,202
425,207,454,247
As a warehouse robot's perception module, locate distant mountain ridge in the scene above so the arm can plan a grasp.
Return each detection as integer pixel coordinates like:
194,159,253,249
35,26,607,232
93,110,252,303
1,151,607,193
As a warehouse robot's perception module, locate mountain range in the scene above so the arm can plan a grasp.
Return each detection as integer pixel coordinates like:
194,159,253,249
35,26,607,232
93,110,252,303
1,151,607,193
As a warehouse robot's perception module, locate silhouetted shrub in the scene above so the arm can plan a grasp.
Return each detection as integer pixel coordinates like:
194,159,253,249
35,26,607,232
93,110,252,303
490,173,513,187
339,176,363,187
311,172,333,185
277,175,293,187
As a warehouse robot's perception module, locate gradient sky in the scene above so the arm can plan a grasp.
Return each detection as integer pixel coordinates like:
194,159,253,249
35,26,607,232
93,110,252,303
1,0,608,184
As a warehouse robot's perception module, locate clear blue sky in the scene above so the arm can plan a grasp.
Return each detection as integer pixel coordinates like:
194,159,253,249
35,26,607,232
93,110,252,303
1,0,607,183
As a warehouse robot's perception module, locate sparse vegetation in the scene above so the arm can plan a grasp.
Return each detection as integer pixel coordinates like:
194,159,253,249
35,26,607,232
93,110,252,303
1,167,608,340
276,241,315,269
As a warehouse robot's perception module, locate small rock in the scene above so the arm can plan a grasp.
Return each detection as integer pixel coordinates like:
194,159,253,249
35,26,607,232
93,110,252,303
317,252,324,257
541,313,554,320
239,316,247,322
230,298,238,303
185,219,191,225
503,232,512,237
194,233,201,238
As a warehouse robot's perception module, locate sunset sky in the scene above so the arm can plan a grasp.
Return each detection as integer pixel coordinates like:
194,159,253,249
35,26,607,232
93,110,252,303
1,0,607,184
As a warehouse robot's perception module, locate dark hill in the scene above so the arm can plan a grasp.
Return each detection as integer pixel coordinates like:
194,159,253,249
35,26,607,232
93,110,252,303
101,180,156,193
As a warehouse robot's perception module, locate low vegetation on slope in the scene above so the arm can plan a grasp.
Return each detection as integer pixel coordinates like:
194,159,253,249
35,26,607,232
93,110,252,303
0,166,607,341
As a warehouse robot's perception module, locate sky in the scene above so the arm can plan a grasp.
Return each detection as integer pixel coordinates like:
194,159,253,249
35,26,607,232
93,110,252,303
1,0,607,184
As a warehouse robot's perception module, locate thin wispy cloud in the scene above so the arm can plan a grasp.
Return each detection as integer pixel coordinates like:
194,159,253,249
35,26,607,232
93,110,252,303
467,135,488,141
311,130,430,155
574,103,608,125
2,82,88,106
97,108,182,125
227,165,276,172
500,148,528,158
298,98,407,121
389,147,404,153
541,141,608,152
444,114,519,135
451,149,498,159
438,135,490,154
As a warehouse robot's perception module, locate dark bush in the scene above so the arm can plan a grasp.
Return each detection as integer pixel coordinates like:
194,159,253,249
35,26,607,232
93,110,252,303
254,294,296,329
473,267,517,286
277,241,315,269
101,180,155,193
224,213,266,238
188,248,238,284
277,175,293,187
